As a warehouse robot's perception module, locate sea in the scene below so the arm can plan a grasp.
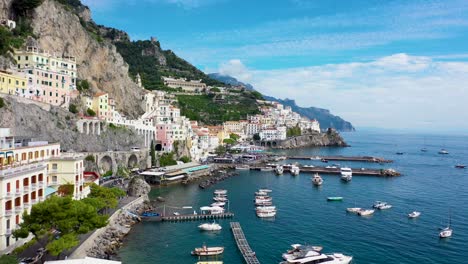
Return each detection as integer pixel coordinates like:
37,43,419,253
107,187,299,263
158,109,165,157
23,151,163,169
117,131,468,264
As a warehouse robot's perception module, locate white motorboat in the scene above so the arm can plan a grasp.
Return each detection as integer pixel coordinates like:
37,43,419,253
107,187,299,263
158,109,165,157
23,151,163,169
358,209,375,216
198,221,222,231
408,211,421,218
378,204,392,210
255,196,272,202
290,165,300,176
255,200,273,206
261,167,274,171
173,212,180,216
346,207,362,214
275,165,284,175
255,191,268,196
191,244,224,256
280,248,352,264
211,202,226,207
340,167,352,182
439,212,453,238
214,189,227,195
256,205,276,212
256,209,276,218
283,244,323,260
213,196,228,202
373,201,391,209
438,149,449,155
312,173,323,186
258,189,272,193
235,165,250,170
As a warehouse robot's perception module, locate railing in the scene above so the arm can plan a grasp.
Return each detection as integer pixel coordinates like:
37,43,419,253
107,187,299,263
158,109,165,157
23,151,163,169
50,181,58,185
23,202,30,208
0,162,47,178
14,206,22,213
31,183,37,190
38,182,44,187
4,192,13,199
15,189,21,195
23,186,30,193
4,210,13,216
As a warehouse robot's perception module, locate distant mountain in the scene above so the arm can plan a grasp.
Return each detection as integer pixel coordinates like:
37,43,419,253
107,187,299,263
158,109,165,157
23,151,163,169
208,73,255,91
209,73,355,132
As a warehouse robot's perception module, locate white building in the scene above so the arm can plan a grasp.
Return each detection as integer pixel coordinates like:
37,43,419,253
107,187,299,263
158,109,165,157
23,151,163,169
162,77,207,92
259,126,287,141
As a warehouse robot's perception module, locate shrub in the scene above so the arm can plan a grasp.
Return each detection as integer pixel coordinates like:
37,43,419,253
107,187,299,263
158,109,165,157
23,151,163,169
68,104,78,114
86,108,96,117
179,156,191,163
76,80,90,91
159,152,177,167
0,97,4,108
210,87,220,93
85,155,95,162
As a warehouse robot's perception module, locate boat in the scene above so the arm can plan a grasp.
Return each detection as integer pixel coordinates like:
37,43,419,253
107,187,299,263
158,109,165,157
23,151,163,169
198,221,222,231
200,206,225,215
261,167,274,171
408,211,421,218
290,165,300,176
213,197,228,202
258,189,272,193
439,149,449,155
358,209,375,216
280,248,352,264
327,197,343,201
255,196,272,202
255,191,268,196
373,201,392,210
421,148,428,152
255,200,273,206
211,202,225,207
312,173,323,186
256,209,277,218
346,208,362,214
439,211,453,238
275,165,284,175
235,165,250,170
321,158,329,163
156,196,165,202
256,205,276,212
283,244,323,260
173,212,180,216
340,168,352,182
214,189,227,195
455,164,466,169
196,262,223,264
191,244,224,256
140,211,161,221
396,152,404,155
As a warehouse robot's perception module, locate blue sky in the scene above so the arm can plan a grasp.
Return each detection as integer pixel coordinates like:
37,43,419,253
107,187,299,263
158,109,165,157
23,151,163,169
82,0,468,131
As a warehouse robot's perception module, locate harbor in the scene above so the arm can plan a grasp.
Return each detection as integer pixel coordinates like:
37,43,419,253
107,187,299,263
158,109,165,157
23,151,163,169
161,213,234,222
247,165,401,177
285,155,393,163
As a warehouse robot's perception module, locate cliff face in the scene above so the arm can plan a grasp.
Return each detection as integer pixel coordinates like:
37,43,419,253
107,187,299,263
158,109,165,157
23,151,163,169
271,130,348,149
0,96,144,151
0,0,12,19
19,0,143,117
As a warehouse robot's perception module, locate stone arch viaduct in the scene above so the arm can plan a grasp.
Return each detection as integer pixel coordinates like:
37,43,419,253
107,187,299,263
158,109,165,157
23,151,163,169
85,150,150,174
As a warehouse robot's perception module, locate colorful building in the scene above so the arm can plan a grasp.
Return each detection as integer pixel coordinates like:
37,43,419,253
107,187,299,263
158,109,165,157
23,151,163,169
48,154,88,200
0,70,27,96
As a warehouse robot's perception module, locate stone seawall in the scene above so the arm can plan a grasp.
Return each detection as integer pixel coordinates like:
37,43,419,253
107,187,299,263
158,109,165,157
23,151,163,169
70,195,148,259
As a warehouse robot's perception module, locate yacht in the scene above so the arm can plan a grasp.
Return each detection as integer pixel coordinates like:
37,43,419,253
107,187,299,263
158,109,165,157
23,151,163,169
256,205,276,212
258,188,273,193
255,196,272,202
191,244,224,256
200,206,225,215
275,165,284,175
408,211,421,218
283,244,323,260
255,191,268,196
439,149,449,155
312,173,323,186
261,167,274,171
290,165,300,176
256,209,277,218
213,197,228,202
198,221,222,231
346,207,362,214
214,189,227,195
255,200,273,206
211,202,225,207
340,168,352,182
358,209,375,216
280,249,352,264
440,212,453,238
373,201,392,210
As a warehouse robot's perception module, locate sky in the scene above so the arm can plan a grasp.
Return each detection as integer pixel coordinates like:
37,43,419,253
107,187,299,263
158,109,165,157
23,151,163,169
81,0,468,132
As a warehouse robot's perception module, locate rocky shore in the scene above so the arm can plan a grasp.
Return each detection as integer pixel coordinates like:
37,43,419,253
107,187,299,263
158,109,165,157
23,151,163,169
273,129,348,149
198,170,239,189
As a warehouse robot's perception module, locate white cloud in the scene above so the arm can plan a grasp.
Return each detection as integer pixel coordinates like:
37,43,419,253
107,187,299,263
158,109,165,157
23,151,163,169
219,54,468,130
218,59,252,82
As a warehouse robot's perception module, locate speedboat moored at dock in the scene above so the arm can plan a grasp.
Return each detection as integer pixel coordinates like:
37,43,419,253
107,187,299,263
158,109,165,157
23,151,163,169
312,173,323,186
191,244,224,256
340,167,352,182
198,221,222,231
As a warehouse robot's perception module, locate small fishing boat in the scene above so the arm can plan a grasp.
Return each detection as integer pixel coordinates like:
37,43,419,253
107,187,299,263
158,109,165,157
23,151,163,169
358,209,375,216
408,211,421,218
214,189,227,195
198,221,222,231
312,173,323,186
275,165,284,175
346,207,362,214
455,164,466,169
327,197,343,201
439,149,449,155
191,244,224,256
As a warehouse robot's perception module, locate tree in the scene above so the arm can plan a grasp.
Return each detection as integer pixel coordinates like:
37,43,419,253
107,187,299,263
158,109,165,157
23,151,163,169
210,87,220,93
250,91,264,100
287,126,302,137
179,156,191,163
229,133,240,141
86,108,96,117
85,183,124,211
68,104,78,114
0,255,18,264
13,196,108,256
223,138,236,145
159,152,177,167
215,145,226,155
76,79,90,91
150,140,156,167
253,133,261,141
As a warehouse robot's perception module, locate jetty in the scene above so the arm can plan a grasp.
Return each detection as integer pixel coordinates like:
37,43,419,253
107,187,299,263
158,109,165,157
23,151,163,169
230,222,261,264
249,165,400,176
161,212,234,222
286,155,392,163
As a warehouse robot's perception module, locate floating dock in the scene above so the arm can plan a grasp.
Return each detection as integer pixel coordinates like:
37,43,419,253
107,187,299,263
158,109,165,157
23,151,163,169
161,213,234,221
286,155,393,163
230,222,261,264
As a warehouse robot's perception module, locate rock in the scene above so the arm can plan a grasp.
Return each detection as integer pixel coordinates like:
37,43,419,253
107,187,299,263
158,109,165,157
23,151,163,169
127,176,151,197
268,130,348,149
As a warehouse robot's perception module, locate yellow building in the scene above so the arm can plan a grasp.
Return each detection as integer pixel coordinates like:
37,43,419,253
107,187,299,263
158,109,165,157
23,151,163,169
48,154,87,200
92,92,110,120
0,70,27,96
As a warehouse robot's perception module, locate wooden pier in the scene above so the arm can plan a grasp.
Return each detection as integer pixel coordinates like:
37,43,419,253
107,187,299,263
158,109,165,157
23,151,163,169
286,155,392,163
161,212,234,221
230,222,261,264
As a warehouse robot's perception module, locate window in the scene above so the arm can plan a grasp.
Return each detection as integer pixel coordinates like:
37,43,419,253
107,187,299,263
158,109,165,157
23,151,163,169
52,163,57,170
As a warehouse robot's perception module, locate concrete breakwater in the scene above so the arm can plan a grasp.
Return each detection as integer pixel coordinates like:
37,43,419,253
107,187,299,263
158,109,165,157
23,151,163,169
70,195,149,260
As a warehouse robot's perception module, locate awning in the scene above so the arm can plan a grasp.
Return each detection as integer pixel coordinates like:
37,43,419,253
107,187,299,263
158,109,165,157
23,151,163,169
45,187,57,197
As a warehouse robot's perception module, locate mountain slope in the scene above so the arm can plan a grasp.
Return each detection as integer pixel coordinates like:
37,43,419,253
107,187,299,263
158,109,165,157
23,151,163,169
209,73,355,132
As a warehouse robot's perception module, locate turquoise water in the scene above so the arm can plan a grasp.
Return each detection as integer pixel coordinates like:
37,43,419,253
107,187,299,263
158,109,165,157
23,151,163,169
118,132,468,263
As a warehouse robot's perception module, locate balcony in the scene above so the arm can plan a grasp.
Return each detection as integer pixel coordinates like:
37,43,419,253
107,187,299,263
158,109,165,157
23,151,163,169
0,162,47,178
23,186,30,193
31,183,37,190
15,189,21,196
38,182,44,188
3,192,13,199
14,206,23,213
50,181,58,186
4,210,13,217
38,196,44,202
23,202,30,208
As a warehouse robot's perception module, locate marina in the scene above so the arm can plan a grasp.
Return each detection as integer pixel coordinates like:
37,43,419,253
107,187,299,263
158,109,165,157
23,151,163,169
230,222,261,264
248,165,401,177
285,155,393,163
161,213,234,222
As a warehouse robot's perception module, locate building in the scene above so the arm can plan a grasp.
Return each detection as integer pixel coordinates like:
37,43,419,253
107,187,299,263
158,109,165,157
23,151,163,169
0,70,27,96
83,93,110,120
0,19,16,30
259,126,287,141
162,77,207,92
223,121,247,136
48,154,88,200
0,128,59,253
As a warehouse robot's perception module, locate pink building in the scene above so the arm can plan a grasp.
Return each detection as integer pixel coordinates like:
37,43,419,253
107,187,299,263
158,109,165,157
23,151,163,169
24,68,75,106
